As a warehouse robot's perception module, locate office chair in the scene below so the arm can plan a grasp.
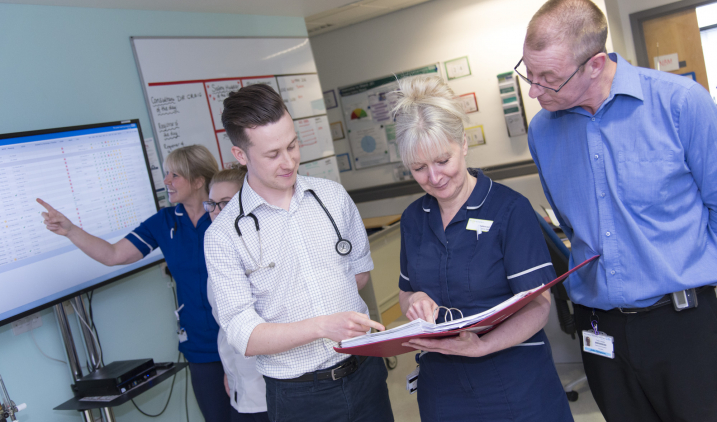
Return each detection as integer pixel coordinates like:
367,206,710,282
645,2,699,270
535,211,586,402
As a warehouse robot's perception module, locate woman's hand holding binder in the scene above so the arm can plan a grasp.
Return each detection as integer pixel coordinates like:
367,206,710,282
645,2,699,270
402,290,553,358
403,330,489,357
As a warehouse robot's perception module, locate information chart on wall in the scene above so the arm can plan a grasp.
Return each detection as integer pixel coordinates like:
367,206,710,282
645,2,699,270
298,155,340,184
132,37,336,177
144,74,331,169
338,64,439,170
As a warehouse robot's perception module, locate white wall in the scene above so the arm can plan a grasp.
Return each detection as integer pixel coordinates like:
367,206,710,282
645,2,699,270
311,0,612,192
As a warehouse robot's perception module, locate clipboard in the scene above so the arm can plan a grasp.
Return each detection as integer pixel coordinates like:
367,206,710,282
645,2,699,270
335,255,599,358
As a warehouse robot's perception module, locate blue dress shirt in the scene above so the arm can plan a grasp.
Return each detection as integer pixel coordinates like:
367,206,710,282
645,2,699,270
529,53,717,310
126,203,220,363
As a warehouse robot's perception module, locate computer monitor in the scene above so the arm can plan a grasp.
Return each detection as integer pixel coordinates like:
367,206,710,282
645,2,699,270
0,120,164,326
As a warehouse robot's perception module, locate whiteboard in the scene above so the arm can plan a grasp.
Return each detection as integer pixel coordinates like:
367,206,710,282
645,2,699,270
131,37,336,175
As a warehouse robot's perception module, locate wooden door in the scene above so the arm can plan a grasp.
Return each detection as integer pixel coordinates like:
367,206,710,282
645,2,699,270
642,8,710,90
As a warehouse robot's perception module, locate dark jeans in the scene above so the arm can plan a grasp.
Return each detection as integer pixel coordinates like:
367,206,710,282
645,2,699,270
574,289,717,422
189,361,233,421
264,356,394,422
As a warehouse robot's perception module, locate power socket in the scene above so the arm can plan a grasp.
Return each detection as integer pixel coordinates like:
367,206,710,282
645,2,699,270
12,313,42,335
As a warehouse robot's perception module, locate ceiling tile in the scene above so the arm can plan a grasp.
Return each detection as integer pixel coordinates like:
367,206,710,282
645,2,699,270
307,0,432,36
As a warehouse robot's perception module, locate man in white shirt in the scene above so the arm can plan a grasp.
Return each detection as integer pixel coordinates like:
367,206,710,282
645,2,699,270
205,84,394,422
208,274,268,421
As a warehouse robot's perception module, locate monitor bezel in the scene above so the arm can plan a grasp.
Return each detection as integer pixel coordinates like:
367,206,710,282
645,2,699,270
0,119,165,327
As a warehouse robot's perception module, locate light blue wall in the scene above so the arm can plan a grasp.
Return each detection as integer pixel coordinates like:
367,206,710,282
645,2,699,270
0,4,307,421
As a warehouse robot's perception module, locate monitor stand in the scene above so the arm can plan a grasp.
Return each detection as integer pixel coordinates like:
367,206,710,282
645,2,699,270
55,295,115,422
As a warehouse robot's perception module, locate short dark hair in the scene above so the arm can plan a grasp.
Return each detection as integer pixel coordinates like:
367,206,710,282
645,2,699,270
221,84,288,151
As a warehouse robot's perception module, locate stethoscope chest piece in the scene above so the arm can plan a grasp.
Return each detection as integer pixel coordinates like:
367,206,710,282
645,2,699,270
336,239,352,256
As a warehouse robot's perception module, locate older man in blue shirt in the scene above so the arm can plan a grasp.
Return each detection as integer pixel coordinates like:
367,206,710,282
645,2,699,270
522,0,717,421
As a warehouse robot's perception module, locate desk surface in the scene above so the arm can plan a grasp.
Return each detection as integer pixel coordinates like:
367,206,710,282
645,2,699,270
54,362,188,411
362,214,401,230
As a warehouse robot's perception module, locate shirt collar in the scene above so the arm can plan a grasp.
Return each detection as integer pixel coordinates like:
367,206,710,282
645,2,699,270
420,168,493,214
607,52,643,102
239,174,312,215
465,168,493,210
174,203,185,216
173,203,210,226
555,52,643,117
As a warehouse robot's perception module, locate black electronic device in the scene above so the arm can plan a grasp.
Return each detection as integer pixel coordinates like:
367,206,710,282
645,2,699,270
672,288,698,311
74,359,157,397
154,362,175,370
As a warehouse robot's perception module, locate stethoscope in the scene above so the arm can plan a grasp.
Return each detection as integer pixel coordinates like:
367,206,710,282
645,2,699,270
234,185,352,276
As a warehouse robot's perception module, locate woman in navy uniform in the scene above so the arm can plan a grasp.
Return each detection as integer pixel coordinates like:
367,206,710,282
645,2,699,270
39,145,233,421
393,75,572,421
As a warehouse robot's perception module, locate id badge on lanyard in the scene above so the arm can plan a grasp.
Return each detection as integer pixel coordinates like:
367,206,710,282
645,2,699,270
582,309,614,359
406,352,426,394
175,304,188,343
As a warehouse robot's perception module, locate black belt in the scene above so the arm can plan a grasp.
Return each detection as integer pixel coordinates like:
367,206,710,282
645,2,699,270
594,286,714,315
275,355,368,383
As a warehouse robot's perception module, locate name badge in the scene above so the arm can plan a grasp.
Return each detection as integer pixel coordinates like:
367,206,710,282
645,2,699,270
582,330,614,359
406,366,419,394
178,328,188,343
467,219,493,239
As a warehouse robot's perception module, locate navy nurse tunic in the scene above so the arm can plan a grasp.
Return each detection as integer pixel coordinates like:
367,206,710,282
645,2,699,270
125,203,220,363
399,169,572,421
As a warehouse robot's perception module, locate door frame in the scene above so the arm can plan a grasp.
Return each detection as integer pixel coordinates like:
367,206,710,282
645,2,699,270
630,0,716,68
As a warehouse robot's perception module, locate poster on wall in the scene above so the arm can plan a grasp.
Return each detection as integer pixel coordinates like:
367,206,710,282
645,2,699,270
298,156,341,184
338,64,440,170
444,56,472,80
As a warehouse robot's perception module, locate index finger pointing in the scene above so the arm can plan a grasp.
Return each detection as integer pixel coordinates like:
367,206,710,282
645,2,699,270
364,319,385,332
36,198,56,213
421,301,436,324
352,313,385,332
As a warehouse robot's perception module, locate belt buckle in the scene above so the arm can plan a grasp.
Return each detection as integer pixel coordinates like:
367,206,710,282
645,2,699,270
618,307,638,314
330,358,355,381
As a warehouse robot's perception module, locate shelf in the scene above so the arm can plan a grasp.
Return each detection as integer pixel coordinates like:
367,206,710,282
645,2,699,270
54,362,188,411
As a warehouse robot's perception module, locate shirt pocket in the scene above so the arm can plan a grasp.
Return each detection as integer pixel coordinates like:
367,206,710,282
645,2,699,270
467,239,509,306
242,232,283,295
249,270,281,299
617,150,682,207
410,233,442,296
313,238,351,280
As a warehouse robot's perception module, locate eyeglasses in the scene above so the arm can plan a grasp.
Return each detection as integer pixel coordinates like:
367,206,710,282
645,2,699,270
514,53,596,93
203,200,229,213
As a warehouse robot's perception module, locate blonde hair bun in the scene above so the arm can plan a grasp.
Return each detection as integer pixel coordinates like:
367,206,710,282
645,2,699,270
394,75,465,121
392,75,467,166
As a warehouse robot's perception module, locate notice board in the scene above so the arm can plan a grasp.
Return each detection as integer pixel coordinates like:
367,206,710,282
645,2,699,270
131,37,338,182
338,64,439,170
